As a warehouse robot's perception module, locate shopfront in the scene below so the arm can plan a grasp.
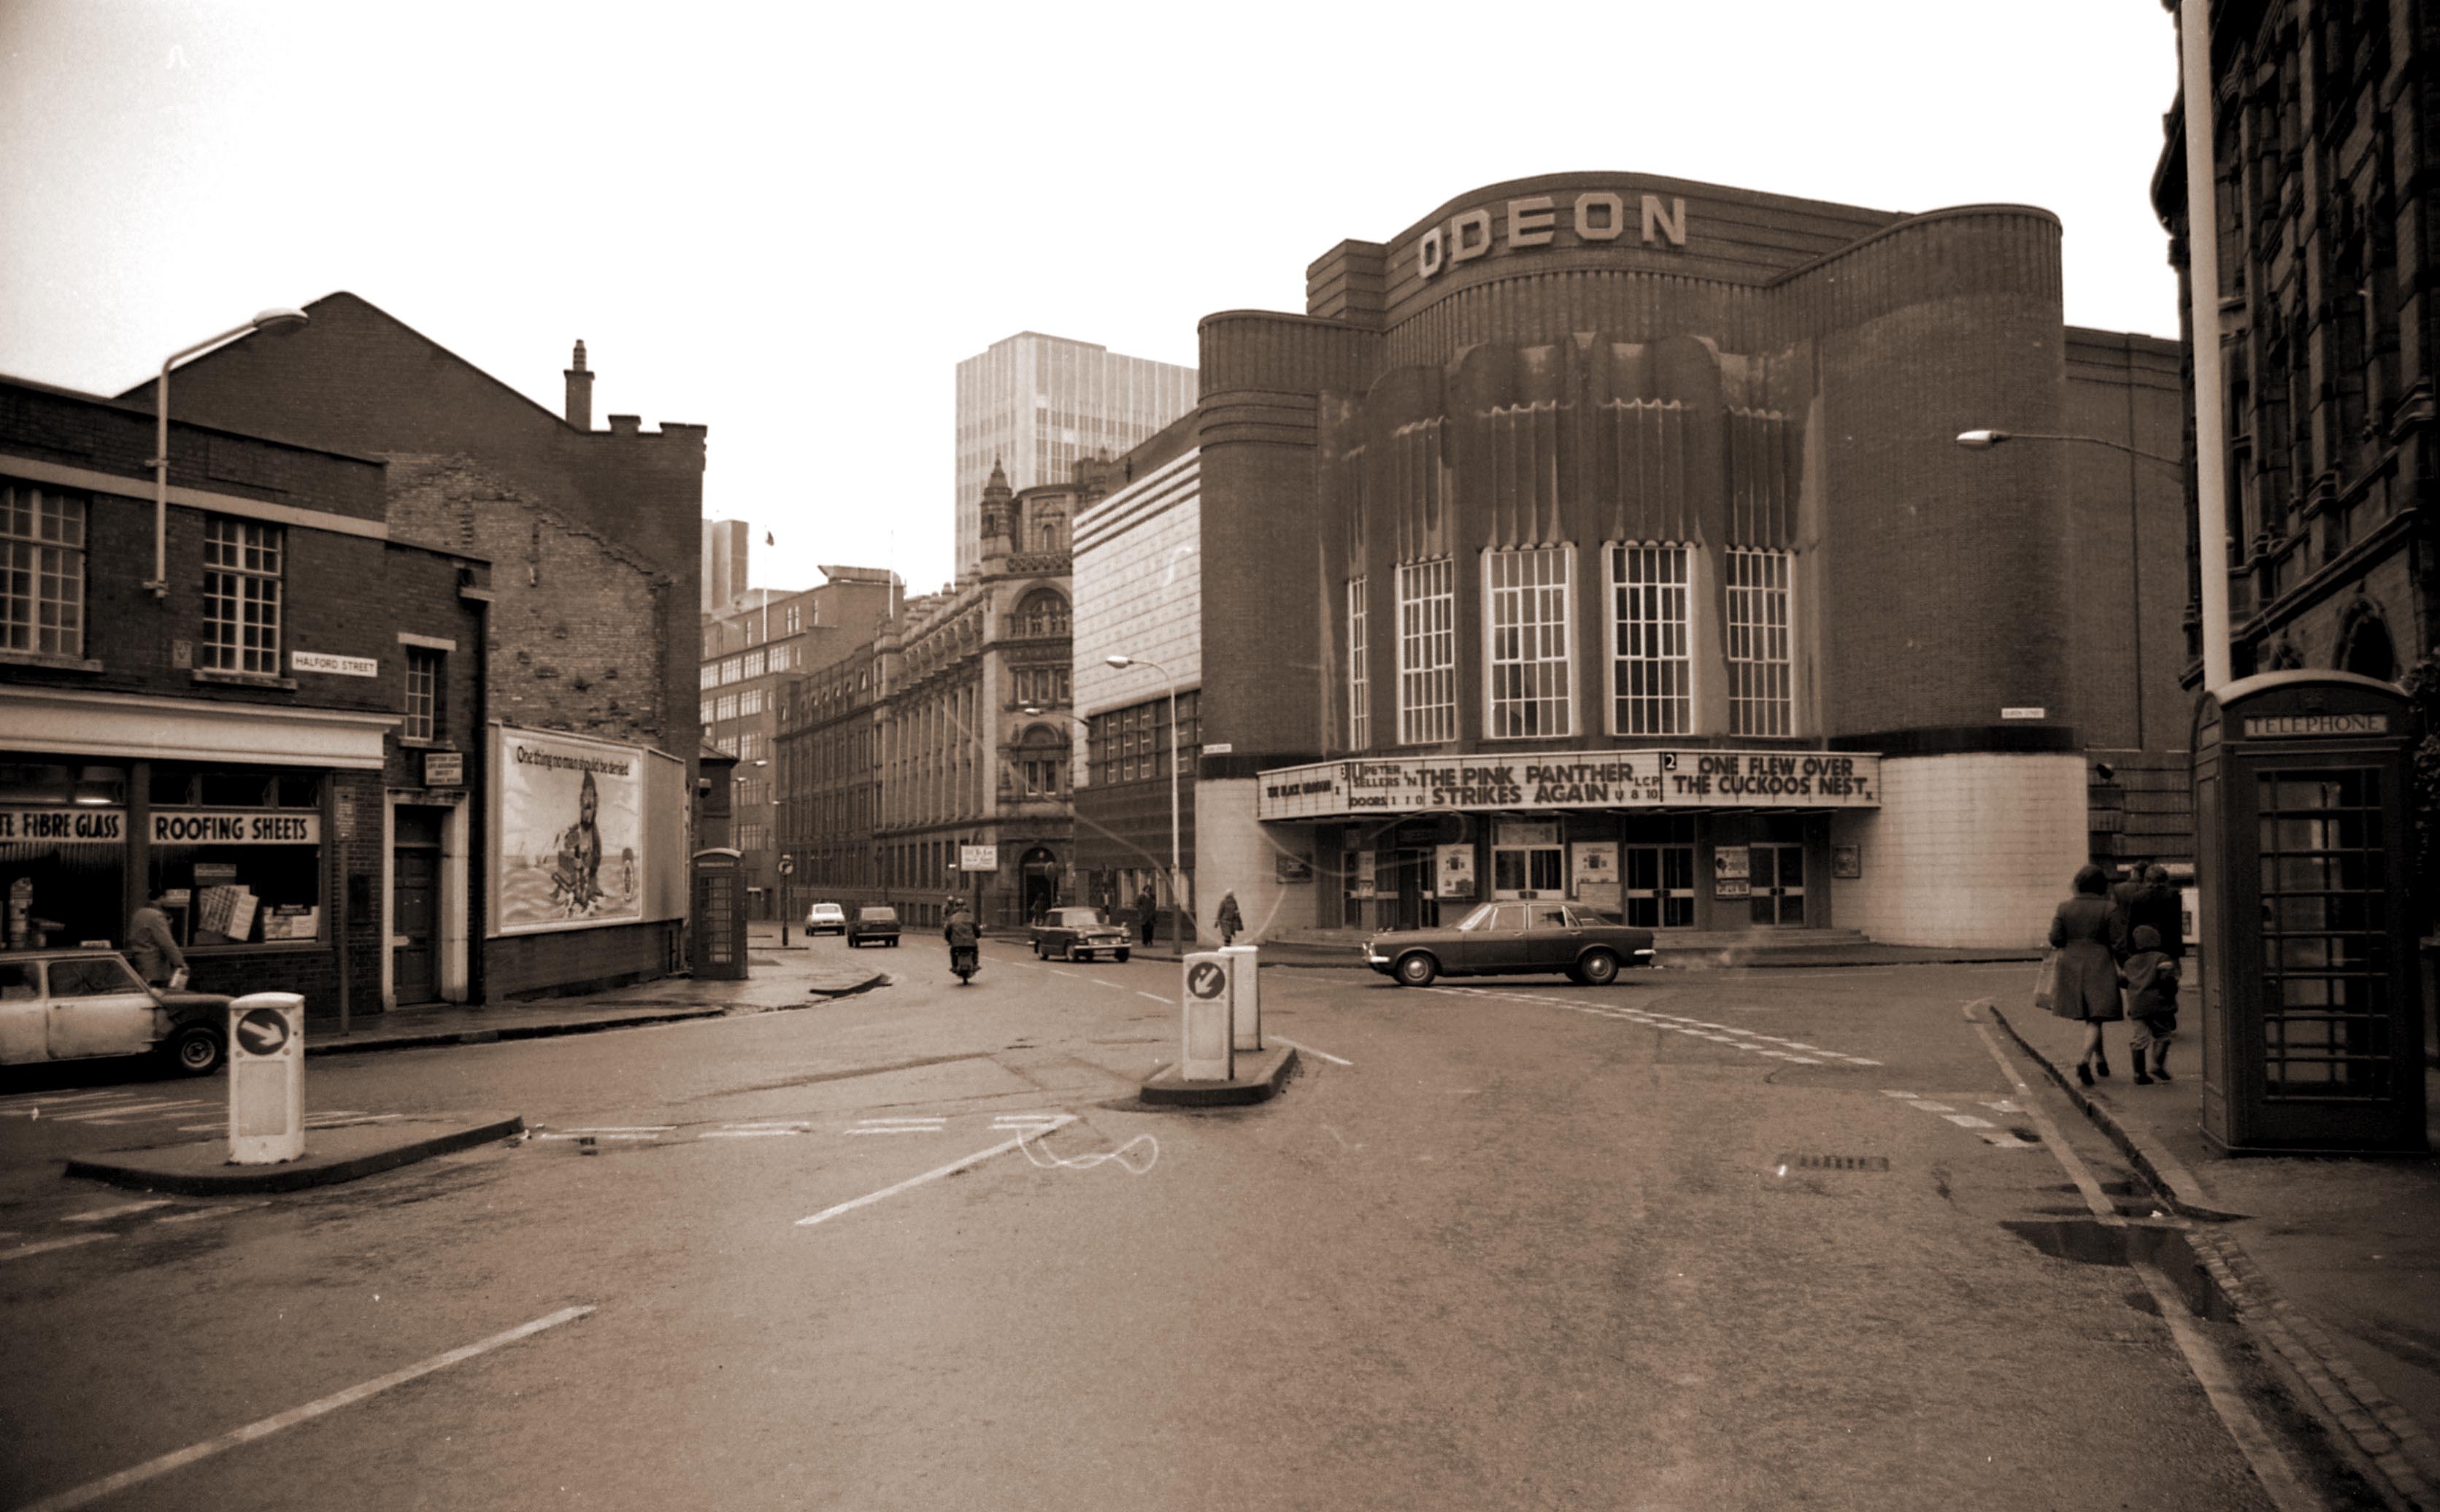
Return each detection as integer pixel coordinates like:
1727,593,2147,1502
1265,748,1877,933
0,686,399,1007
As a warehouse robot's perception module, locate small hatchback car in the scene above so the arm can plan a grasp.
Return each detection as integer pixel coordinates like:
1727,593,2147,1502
0,950,234,1075
846,906,901,948
805,903,847,936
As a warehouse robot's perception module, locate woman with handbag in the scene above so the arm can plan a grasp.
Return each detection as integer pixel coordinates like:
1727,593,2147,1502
2045,864,2125,1085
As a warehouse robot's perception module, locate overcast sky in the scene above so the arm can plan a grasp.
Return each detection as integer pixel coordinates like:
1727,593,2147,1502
1,1,2185,597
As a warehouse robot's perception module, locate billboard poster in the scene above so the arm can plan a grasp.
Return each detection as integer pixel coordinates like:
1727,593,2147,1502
498,729,644,933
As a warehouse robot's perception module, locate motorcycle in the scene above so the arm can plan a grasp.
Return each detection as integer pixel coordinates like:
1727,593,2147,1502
950,944,979,986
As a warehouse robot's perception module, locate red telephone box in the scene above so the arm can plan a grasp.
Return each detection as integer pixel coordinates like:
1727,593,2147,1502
2192,671,2426,1154
690,848,747,981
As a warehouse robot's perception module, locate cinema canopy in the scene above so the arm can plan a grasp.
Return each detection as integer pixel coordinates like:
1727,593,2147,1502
1069,171,2184,950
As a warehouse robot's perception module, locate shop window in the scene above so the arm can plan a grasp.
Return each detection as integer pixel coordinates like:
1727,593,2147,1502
1485,545,1574,739
0,760,127,950
1347,577,1369,749
1725,547,1793,737
1,482,87,658
1397,558,1457,744
403,647,442,742
144,765,324,946
1610,544,1691,736
201,516,282,675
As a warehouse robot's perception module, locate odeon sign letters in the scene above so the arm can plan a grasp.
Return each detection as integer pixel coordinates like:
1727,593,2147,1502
1416,191,1689,279
1255,749,1880,821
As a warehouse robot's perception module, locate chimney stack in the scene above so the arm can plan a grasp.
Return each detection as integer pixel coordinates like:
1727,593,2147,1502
564,340,593,430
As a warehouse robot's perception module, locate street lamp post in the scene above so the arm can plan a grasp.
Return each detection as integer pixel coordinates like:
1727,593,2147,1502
1103,655,1183,960
1953,428,2216,696
150,309,310,596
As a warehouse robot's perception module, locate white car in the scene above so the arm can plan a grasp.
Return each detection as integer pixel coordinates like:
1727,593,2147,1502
0,950,233,1076
805,903,847,936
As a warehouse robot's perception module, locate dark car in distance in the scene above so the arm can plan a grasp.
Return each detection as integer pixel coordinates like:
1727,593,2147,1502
846,906,900,948
1366,901,1655,987
1030,906,1131,963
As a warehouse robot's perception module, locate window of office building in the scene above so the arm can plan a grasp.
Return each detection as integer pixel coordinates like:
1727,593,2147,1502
1347,577,1369,749
1725,547,1793,736
402,647,443,741
1396,558,1456,744
1609,544,1692,736
739,687,763,717
1485,546,1572,738
716,693,739,722
720,656,742,685
1089,692,1198,786
201,516,282,676
1,483,85,658
744,648,766,679
785,605,801,635
739,730,762,762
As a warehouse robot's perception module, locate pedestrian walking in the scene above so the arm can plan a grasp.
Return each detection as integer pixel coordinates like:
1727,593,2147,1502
126,888,187,989
2126,863,2184,962
1135,883,1158,946
2119,924,2182,1085
1215,890,1242,947
2044,863,2124,1086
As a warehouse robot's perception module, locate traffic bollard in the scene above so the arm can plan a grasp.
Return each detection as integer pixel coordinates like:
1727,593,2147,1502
227,992,305,1165
1179,952,1234,1081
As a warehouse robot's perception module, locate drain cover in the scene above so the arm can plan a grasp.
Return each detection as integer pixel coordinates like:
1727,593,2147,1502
1781,1154,1890,1173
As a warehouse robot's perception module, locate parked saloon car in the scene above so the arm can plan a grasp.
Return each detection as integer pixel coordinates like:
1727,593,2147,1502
806,903,847,936
0,949,234,1075
846,906,900,948
1030,906,1131,963
1367,901,1655,987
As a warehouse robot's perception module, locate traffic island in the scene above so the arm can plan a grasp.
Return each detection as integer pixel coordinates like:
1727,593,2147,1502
1141,1044,1296,1107
63,1112,523,1195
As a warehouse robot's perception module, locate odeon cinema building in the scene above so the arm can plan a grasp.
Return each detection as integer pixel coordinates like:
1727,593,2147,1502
1070,172,2190,949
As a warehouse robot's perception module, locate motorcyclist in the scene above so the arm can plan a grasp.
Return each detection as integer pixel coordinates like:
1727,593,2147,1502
944,898,979,977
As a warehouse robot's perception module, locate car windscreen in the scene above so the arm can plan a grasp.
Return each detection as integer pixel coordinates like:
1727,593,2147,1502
1055,909,1103,926
858,909,897,922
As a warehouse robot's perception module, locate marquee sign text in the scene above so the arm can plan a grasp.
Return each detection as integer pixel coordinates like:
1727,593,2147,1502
1256,749,1879,821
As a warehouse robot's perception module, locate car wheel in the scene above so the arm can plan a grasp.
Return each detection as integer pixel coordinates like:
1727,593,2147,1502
1394,952,1439,987
167,1025,223,1076
1577,949,1621,987
1115,950,1130,963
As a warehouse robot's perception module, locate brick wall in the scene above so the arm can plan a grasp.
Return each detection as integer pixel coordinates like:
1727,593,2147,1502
388,455,665,749
1830,753,2087,948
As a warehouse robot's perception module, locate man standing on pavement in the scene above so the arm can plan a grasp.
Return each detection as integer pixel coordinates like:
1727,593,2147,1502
126,888,186,988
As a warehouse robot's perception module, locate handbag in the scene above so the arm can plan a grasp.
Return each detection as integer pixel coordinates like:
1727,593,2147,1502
2031,947,2061,1013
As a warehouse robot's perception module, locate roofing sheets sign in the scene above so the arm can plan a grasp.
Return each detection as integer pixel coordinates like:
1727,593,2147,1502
1256,749,1882,821
496,728,644,933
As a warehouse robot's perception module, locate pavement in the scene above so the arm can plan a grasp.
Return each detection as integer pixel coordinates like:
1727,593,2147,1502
1048,930,2047,971
61,925,888,1197
1987,984,2440,1511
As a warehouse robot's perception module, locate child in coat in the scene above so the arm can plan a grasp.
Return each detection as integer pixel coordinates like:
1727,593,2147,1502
2120,924,2181,1085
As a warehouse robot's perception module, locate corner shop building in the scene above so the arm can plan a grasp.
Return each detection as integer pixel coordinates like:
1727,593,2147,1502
1071,172,2187,949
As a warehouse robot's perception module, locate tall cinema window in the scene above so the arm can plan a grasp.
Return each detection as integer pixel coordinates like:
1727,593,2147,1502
1347,576,1369,749
1396,558,1456,744
1609,543,1691,735
1485,545,1574,739
1725,547,1793,737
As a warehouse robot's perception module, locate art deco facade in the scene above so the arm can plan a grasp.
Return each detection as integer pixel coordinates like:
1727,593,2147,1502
1073,171,2187,950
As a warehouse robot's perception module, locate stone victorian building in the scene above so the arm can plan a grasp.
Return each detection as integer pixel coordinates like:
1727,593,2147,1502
782,460,1111,929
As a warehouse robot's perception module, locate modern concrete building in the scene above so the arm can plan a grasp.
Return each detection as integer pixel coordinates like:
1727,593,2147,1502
702,519,750,615
1071,171,2188,951
952,332,1195,577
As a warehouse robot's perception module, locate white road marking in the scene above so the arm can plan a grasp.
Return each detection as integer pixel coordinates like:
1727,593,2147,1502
536,1133,658,1142
554,1126,674,1133
1942,1114,1998,1130
50,1100,194,1123
1090,979,1123,989
1907,1101,1956,1113
1272,1036,1351,1066
1048,968,1079,978
0,1089,131,1109
1,1233,114,1262
1880,1090,1921,1098
704,1127,803,1138
14,1305,595,1512
153,1203,267,1226
1136,991,1171,1003
798,1116,1077,1228
2126,1257,2324,1512
63,1200,178,1223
